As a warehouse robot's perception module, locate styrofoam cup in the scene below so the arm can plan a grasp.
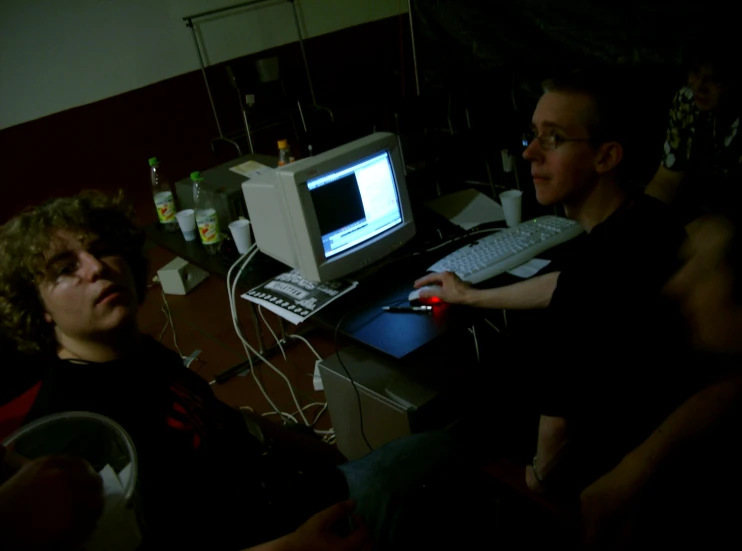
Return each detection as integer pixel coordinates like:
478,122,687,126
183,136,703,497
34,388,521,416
499,190,523,227
175,209,197,241
229,219,252,254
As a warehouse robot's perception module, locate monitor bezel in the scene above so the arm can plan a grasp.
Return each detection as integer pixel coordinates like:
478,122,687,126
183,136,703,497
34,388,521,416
278,133,415,281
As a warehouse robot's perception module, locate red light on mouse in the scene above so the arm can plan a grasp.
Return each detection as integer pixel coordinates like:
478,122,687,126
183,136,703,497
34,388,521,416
419,296,442,305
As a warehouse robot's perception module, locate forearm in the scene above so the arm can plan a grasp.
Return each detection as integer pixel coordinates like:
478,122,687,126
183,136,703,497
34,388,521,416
463,272,559,310
645,166,684,205
626,372,742,477
243,534,294,551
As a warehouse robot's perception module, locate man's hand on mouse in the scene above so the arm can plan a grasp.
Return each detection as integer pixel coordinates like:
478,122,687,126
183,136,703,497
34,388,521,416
414,272,474,305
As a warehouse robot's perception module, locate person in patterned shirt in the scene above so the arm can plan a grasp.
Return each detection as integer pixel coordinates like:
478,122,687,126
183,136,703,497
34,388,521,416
646,35,742,223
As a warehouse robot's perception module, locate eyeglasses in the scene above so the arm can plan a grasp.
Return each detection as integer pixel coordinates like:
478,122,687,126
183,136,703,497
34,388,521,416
522,131,593,151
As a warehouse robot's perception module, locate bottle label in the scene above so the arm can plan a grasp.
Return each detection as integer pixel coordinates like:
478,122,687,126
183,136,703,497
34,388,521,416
154,192,176,223
197,210,220,244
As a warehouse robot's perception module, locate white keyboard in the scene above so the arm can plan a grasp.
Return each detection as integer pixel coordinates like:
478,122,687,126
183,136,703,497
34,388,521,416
427,216,583,284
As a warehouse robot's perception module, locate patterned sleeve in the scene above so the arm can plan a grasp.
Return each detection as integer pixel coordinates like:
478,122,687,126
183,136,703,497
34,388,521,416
661,86,695,172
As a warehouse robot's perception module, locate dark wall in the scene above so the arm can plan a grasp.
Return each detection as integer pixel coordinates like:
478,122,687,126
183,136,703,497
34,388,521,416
0,14,414,224
2,3,729,225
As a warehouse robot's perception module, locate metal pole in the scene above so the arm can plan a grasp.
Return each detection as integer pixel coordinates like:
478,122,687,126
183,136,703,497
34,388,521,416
187,19,224,138
288,0,317,106
183,0,270,21
407,0,421,96
239,89,255,154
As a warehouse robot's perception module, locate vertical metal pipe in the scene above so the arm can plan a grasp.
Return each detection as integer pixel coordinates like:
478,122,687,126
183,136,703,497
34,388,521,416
289,0,317,105
407,0,421,96
187,19,224,137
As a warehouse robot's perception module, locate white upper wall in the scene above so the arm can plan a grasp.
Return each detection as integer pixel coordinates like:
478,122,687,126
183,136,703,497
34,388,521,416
0,0,407,129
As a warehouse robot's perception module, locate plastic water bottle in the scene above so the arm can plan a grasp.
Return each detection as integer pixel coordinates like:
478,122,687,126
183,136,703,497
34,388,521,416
191,171,221,255
149,157,178,232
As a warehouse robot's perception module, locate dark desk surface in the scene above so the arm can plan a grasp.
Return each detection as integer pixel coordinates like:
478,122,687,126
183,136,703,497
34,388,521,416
146,218,565,360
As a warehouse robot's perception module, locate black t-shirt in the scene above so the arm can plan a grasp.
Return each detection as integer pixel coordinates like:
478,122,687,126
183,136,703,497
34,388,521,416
8,337,343,550
537,195,702,471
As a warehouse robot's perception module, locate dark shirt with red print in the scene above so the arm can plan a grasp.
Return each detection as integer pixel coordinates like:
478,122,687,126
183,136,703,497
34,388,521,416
0,336,342,550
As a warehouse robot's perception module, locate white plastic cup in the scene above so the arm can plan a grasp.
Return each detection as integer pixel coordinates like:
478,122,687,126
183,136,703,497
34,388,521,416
500,148,513,173
499,190,523,227
229,219,252,254
175,209,197,241
2,412,142,551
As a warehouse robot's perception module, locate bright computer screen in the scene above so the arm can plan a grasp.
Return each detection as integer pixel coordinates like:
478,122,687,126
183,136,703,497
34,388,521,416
307,151,402,258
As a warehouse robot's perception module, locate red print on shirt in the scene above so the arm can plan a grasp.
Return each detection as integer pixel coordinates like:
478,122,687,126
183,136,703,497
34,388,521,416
165,382,211,450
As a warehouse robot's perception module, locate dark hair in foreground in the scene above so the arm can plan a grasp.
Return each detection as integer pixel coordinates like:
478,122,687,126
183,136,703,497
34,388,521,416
542,66,632,144
0,191,147,355
686,28,742,91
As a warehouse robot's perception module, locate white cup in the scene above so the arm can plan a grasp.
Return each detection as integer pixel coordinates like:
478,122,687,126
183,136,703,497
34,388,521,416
175,209,197,241
500,148,513,173
499,190,523,227
229,219,252,254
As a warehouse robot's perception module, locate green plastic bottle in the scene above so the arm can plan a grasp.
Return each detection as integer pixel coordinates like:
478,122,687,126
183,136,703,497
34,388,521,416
149,157,177,232
191,171,221,254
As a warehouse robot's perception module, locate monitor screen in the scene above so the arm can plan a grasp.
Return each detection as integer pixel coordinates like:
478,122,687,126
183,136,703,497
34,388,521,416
307,151,402,258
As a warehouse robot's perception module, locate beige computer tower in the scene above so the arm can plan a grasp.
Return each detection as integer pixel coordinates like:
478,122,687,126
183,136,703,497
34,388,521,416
318,345,450,461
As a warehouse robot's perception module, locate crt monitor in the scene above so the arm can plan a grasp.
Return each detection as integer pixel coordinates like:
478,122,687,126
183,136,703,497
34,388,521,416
242,132,415,282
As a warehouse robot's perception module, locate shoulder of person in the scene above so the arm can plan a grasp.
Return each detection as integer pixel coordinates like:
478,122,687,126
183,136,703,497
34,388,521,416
0,337,48,404
138,334,212,390
668,86,697,120
672,85,695,105
596,195,685,262
621,195,684,234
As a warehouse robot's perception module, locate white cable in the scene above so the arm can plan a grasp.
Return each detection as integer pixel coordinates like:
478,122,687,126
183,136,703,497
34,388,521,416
160,290,183,358
292,401,329,426
228,249,282,417
157,314,169,342
252,400,328,427
258,305,287,360
468,325,480,363
230,251,310,425
288,334,323,361
261,411,299,424
227,250,310,425
229,248,258,377
484,318,502,334
310,402,328,426
259,307,328,425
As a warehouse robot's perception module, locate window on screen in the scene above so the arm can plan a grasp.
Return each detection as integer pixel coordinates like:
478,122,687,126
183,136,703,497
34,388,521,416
308,152,402,258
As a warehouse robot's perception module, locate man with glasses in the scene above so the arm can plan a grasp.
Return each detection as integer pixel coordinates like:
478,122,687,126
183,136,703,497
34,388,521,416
416,69,695,496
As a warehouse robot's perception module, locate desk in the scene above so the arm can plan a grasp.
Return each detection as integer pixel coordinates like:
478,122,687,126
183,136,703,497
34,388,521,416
147,155,578,362
146,219,498,361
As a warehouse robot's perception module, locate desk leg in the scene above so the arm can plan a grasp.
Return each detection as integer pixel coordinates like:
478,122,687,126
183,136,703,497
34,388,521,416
248,302,266,354
278,317,287,343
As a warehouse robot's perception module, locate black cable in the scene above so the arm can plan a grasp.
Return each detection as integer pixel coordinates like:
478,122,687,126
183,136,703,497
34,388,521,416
333,310,373,452
332,294,410,453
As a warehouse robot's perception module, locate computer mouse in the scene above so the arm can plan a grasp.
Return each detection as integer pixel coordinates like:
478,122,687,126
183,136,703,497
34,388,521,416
408,285,444,305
